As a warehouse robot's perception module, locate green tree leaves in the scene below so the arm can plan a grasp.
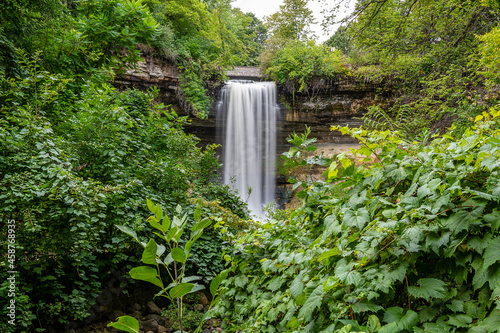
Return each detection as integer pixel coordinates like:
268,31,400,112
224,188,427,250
213,111,500,331
107,315,140,333
265,0,315,42
407,278,447,301
342,208,370,229
129,266,164,288
483,237,500,269
298,284,323,320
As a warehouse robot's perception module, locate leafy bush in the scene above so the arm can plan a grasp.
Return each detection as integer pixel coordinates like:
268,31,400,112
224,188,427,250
0,59,230,331
213,107,500,332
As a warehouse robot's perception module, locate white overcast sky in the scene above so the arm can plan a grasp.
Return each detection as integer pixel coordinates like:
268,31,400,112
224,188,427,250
232,0,354,43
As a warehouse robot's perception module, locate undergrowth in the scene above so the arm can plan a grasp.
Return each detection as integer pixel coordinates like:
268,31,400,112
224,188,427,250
213,106,500,332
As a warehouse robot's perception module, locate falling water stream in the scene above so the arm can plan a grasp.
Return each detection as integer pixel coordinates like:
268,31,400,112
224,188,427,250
217,80,279,219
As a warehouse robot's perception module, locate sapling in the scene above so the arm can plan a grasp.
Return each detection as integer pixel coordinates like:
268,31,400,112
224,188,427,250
108,199,228,333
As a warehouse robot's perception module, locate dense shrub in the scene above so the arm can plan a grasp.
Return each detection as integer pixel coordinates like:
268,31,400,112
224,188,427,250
0,61,239,331
213,107,500,332
265,40,347,101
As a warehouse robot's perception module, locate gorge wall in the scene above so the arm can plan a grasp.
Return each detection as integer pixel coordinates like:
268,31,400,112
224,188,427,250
113,61,382,150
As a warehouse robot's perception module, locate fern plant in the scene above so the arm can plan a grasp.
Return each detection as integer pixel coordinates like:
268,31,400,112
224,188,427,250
362,105,424,140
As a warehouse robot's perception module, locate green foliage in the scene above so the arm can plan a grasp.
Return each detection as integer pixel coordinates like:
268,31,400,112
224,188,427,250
178,62,213,118
110,200,230,333
0,0,160,77
213,107,500,332
320,0,500,133
0,56,231,331
265,40,346,101
478,25,500,86
325,26,351,56
265,0,315,42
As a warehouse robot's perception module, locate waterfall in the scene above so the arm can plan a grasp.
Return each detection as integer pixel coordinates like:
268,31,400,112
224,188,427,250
217,80,279,219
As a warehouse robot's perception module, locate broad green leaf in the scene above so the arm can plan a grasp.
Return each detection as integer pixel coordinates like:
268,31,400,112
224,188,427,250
156,244,166,257
302,320,316,333
186,230,203,253
493,281,500,310
425,232,450,255
164,253,173,266
182,276,202,283
445,210,471,234
448,206,483,234
234,275,248,288
419,306,439,322
447,314,473,327
483,237,500,269
335,259,360,285
382,209,396,218
343,208,370,230
291,274,304,299
169,283,194,299
162,215,171,232
398,310,418,330
267,276,284,291
379,322,399,333
193,205,202,221
286,317,300,330
147,198,162,220
383,307,405,324
129,266,163,288
484,210,500,232
210,270,229,297
472,264,500,290
407,278,447,301
319,323,337,333
174,226,185,242
298,284,323,320
166,225,178,241
317,248,341,262
351,301,383,313
427,178,442,191
470,310,500,332
116,225,138,241
323,276,340,293
190,283,205,294
367,315,381,332
192,217,212,231
446,299,464,313
422,321,453,333
171,247,187,263
338,324,352,333
147,216,165,233
107,315,139,333
142,239,158,265
417,185,431,199
146,198,156,214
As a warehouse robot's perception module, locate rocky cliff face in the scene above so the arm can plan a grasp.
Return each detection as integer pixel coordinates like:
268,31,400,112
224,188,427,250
276,78,380,146
113,57,183,112
113,60,382,148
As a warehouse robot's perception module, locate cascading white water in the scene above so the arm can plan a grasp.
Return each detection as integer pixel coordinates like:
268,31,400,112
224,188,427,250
217,80,279,219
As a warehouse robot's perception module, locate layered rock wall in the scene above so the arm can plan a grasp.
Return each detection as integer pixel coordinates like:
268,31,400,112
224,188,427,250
113,61,383,147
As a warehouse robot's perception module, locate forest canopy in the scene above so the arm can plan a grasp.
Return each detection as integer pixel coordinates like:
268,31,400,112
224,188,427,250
1,0,500,332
